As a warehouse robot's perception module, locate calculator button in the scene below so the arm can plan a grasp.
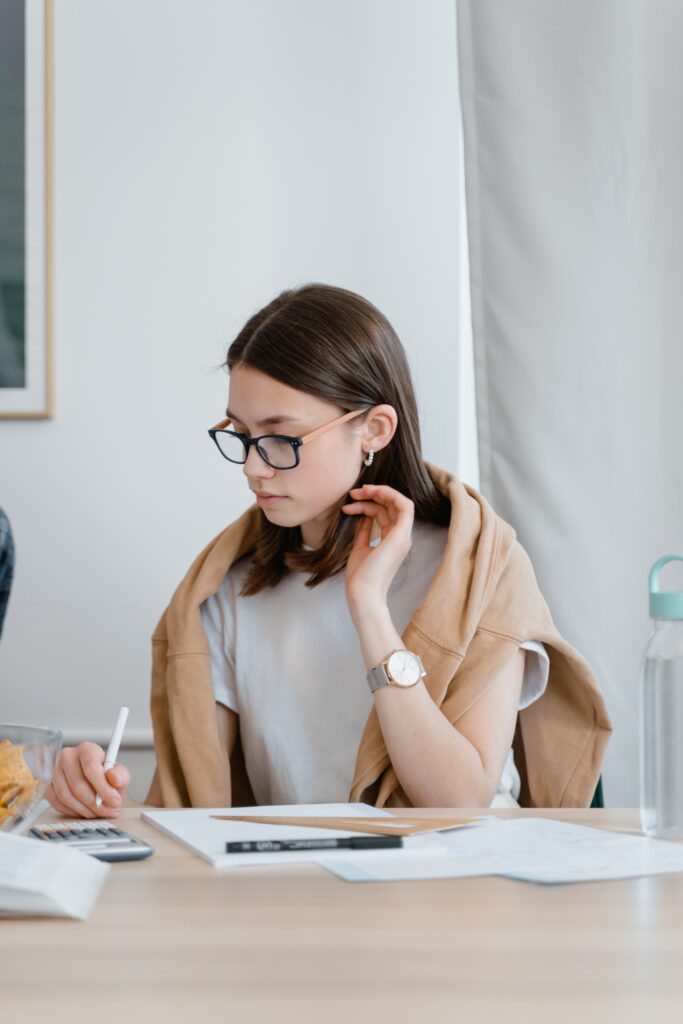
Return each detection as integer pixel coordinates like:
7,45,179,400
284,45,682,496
84,837,131,844
95,827,114,835
108,828,124,835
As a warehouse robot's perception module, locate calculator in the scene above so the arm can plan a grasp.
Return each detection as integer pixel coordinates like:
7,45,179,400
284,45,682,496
28,821,155,862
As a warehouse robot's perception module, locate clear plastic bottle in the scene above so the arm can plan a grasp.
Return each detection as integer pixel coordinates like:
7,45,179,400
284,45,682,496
639,554,683,838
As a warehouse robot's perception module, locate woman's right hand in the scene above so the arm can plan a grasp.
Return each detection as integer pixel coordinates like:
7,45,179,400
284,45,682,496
44,742,131,818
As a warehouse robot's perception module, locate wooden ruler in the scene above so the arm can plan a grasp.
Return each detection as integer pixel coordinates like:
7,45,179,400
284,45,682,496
209,814,483,837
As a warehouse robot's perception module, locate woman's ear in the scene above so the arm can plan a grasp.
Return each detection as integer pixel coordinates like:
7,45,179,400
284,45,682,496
362,404,398,455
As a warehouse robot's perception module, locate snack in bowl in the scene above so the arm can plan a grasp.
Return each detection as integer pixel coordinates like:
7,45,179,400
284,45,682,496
0,738,40,824
0,725,62,833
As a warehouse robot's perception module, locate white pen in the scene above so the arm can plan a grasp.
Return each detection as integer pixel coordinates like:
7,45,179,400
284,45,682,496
94,705,129,809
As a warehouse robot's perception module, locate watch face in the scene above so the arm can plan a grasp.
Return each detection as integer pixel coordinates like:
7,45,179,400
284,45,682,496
387,650,422,687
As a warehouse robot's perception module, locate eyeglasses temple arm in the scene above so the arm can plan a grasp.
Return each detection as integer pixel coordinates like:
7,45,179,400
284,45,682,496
299,408,366,445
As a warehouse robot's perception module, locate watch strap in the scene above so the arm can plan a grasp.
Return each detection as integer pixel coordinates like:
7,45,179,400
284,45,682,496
367,663,391,693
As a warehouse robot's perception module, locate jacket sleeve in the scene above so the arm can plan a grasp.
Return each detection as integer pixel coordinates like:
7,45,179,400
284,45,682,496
144,628,192,807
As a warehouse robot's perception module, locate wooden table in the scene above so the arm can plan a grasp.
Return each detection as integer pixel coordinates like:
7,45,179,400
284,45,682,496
3,806,683,1022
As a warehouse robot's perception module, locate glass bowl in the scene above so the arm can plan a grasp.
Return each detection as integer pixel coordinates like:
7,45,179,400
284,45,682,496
0,724,62,833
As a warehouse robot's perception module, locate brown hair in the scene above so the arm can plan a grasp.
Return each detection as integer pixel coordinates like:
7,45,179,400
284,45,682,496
226,283,451,595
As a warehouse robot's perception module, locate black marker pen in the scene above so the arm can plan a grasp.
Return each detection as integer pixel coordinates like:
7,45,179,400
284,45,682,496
226,836,403,853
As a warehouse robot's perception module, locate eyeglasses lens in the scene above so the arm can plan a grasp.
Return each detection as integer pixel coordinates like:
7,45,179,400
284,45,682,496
214,431,248,463
214,432,298,469
258,436,298,469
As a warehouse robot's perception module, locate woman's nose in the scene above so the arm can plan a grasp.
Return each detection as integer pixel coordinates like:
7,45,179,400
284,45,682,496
242,444,275,479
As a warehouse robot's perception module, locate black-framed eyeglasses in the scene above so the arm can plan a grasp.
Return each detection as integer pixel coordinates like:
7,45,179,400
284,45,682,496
208,408,367,470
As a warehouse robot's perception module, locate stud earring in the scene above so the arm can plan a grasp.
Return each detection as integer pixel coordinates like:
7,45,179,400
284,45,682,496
364,450,375,467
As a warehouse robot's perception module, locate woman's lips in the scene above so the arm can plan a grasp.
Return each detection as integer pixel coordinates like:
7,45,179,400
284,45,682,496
254,493,287,507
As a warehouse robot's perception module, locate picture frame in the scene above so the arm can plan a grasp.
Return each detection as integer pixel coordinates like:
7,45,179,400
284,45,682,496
0,0,53,419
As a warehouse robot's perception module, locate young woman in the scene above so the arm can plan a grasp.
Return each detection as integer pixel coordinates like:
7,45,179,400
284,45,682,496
46,283,611,818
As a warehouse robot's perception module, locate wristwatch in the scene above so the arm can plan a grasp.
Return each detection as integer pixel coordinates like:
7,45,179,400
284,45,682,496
367,649,426,693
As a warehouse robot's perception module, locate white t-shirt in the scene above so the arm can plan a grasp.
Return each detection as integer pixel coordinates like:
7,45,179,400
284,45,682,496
200,520,549,808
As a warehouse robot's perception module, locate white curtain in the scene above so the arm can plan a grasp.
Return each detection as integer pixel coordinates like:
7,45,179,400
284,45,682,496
457,0,683,805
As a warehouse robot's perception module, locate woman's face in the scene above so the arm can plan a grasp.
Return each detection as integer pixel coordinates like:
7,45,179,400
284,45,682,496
226,365,375,548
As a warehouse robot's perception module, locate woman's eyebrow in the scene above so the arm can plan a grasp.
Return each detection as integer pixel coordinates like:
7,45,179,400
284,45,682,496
225,408,304,428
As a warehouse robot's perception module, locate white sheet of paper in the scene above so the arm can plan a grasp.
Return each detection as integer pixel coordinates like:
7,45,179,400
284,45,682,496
141,802,446,868
496,817,683,884
0,832,110,918
321,816,683,885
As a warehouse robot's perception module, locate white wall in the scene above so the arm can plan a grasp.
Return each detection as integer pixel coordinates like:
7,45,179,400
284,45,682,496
0,0,468,798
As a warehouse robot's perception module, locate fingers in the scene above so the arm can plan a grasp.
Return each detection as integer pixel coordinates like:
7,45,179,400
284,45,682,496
43,782,80,818
45,743,127,820
344,485,414,532
342,500,392,531
106,763,131,790
349,483,414,507
76,745,126,806
349,512,374,548
79,744,126,807
49,761,99,818
347,484,414,519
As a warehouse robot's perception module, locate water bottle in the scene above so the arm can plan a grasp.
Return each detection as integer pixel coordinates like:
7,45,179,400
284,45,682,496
639,554,683,838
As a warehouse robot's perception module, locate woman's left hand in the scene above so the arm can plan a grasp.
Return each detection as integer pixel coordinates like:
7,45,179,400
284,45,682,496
342,483,414,616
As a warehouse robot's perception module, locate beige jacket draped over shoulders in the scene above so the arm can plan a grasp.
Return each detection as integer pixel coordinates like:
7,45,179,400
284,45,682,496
144,464,612,809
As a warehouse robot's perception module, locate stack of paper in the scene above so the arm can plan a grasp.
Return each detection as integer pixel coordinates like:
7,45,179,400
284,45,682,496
143,804,683,885
0,832,110,918
141,802,450,868
322,815,683,885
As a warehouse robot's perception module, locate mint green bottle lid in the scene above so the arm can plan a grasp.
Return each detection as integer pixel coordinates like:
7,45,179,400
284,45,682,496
649,554,683,619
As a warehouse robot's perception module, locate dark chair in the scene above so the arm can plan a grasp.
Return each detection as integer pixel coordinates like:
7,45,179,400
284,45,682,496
0,507,14,638
590,776,604,808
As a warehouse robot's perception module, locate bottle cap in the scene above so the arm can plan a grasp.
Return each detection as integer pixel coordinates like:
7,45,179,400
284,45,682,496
649,554,683,619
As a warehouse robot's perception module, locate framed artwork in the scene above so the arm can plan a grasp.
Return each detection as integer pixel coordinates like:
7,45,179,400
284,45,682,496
0,0,53,418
